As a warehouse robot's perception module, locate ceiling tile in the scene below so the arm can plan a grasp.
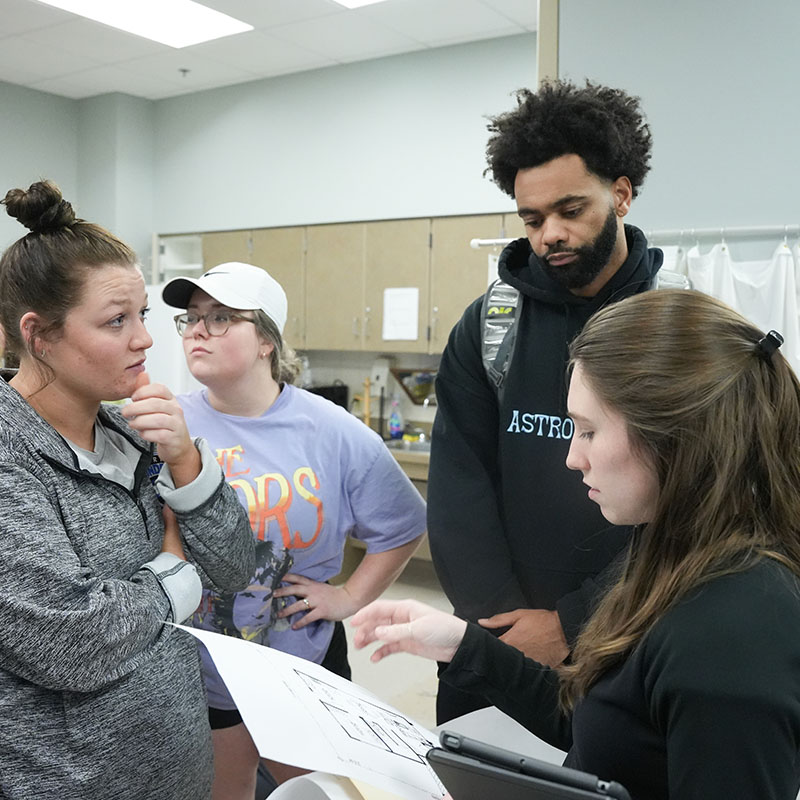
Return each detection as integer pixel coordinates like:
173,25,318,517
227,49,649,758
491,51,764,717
478,0,537,30
0,63,48,87
29,64,185,100
187,30,334,77
425,24,527,49
0,33,101,79
115,50,258,89
16,18,165,62
0,0,534,100
270,11,422,61
20,77,93,99
0,0,74,36
359,0,524,45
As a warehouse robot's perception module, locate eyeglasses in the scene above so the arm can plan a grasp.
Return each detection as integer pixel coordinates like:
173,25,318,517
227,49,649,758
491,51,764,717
173,310,257,337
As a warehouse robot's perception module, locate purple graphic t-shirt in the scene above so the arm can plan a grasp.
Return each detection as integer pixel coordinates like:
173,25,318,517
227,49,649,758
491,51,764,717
178,384,426,709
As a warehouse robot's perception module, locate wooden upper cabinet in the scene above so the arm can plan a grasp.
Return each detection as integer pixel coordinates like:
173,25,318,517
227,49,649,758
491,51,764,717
502,212,525,243
189,213,521,355
250,227,306,349
305,223,365,350
363,218,431,354
201,230,252,270
428,214,507,353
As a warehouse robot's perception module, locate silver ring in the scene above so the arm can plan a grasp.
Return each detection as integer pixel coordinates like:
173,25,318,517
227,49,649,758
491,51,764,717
302,598,310,610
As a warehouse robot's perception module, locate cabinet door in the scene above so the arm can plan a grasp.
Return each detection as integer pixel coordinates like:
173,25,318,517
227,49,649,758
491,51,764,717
250,227,306,349
201,230,252,271
305,223,365,350
503,212,526,243
428,214,507,353
363,218,431,353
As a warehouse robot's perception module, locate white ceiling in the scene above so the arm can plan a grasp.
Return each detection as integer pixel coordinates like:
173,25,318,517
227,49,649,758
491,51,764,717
0,0,536,101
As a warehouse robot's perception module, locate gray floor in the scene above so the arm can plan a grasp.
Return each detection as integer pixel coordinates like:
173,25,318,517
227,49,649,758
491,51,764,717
344,557,452,731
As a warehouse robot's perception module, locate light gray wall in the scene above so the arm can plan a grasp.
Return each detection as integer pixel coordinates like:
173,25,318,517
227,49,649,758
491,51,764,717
3,4,798,253
0,87,153,265
153,33,535,234
0,34,534,260
114,95,156,269
558,0,800,233
76,95,119,235
0,81,79,249
77,94,155,269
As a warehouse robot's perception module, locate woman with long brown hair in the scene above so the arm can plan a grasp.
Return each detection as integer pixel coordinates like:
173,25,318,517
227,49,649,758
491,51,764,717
352,289,800,799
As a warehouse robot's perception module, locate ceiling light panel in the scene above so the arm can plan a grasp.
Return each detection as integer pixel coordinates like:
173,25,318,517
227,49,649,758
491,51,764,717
33,0,254,48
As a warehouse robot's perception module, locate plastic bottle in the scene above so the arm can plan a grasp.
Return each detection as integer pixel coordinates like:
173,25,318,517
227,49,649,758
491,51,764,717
388,398,404,439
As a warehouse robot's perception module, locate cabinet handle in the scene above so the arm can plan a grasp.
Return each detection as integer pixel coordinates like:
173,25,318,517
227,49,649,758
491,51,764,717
352,317,360,336
364,315,370,339
294,316,301,339
431,309,438,341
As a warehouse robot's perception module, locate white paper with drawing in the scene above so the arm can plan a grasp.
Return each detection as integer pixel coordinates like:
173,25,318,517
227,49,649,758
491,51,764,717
178,626,445,800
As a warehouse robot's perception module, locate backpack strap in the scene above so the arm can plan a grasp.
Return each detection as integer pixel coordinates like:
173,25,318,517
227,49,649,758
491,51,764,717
481,279,522,398
480,269,690,402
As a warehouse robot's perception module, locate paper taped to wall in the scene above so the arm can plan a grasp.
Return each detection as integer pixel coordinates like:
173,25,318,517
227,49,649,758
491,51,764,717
382,288,419,340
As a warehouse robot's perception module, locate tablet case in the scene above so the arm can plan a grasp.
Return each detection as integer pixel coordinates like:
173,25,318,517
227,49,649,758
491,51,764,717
426,730,631,800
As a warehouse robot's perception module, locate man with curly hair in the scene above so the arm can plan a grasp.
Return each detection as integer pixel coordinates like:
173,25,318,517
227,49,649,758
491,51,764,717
427,80,663,724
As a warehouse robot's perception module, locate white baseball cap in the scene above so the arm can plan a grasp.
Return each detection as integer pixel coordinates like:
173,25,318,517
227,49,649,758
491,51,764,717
162,262,288,334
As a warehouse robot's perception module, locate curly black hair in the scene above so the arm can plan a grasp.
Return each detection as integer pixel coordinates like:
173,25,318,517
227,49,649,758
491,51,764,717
485,80,653,199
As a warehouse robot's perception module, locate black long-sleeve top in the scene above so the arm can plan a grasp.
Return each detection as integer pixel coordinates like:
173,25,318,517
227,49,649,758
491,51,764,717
442,559,800,800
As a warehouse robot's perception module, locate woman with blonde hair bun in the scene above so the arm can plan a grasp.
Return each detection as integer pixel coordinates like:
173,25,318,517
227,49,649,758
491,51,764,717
353,289,800,800
0,180,254,799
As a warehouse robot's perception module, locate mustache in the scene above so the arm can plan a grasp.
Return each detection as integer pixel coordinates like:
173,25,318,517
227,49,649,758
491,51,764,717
546,245,580,258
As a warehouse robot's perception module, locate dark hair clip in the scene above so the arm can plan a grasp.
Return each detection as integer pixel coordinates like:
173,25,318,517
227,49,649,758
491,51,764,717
756,330,784,361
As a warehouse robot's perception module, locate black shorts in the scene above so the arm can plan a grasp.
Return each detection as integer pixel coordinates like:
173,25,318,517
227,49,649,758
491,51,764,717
208,620,352,730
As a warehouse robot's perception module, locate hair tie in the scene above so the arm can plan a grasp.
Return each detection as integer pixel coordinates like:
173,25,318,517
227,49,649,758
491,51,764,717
755,330,784,361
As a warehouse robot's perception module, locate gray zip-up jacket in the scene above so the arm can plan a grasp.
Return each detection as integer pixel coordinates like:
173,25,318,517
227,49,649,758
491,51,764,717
0,374,255,799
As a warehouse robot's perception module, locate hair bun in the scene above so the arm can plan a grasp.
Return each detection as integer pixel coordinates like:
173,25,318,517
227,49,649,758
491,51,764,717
2,180,76,234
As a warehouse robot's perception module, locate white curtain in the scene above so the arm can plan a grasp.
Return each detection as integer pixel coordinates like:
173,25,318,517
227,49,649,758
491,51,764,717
687,242,800,376
658,244,689,277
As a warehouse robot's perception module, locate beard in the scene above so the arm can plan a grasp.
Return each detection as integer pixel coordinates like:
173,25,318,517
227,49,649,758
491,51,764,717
539,206,619,290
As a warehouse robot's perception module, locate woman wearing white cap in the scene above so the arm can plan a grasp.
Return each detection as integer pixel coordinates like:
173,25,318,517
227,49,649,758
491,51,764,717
162,262,426,799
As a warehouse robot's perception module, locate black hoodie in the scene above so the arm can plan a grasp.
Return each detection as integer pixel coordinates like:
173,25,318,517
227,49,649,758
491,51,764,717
428,225,663,641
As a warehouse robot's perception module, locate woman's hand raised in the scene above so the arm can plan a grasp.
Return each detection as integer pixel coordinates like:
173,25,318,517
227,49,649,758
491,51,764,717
350,599,467,664
122,371,201,487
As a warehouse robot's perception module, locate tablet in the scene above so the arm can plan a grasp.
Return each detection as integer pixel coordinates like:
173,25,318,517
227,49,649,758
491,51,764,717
426,731,631,800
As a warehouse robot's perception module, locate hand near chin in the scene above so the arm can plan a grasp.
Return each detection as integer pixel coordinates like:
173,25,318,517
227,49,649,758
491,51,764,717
350,599,467,664
478,608,569,667
121,372,199,483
